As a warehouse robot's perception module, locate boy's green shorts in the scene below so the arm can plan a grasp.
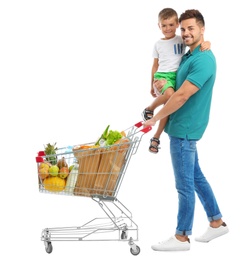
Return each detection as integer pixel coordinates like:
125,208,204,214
154,71,176,94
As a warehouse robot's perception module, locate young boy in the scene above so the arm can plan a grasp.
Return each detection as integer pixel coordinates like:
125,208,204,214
142,8,210,153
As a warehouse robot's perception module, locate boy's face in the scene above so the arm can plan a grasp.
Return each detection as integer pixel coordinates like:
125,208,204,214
158,16,179,39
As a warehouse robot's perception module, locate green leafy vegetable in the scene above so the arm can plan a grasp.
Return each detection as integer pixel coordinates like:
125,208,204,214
95,125,122,146
105,130,122,146
95,125,110,145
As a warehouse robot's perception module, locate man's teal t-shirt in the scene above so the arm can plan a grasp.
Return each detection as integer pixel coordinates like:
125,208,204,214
164,45,216,140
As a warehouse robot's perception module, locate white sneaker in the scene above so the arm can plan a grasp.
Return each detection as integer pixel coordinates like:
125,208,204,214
151,236,190,251
195,222,229,243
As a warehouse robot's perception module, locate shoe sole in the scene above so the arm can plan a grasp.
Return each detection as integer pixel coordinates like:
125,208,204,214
152,246,190,251
195,228,229,243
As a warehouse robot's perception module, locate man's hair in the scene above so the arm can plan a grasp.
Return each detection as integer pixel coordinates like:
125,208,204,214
179,9,205,27
158,8,178,23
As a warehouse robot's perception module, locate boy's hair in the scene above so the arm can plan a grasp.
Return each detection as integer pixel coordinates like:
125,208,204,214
179,9,205,27
158,8,178,23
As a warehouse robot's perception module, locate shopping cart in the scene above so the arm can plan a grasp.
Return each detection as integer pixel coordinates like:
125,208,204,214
36,122,151,256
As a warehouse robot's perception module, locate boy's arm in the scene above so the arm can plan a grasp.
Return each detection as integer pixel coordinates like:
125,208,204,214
151,58,159,97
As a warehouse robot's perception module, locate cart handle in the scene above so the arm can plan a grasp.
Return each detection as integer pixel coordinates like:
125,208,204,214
134,121,152,133
36,151,45,162
35,122,151,163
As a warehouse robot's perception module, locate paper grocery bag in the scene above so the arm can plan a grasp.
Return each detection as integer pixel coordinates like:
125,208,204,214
94,138,131,196
73,147,101,196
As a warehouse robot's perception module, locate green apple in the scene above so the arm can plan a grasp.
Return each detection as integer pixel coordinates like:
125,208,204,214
48,165,59,176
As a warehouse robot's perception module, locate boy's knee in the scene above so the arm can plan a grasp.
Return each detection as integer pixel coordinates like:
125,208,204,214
164,87,175,99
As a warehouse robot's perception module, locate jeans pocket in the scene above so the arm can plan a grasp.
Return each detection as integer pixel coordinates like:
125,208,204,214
189,140,197,150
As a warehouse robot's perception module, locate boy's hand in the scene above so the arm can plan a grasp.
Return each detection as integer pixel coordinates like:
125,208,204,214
150,86,157,97
153,79,167,93
200,41,211,51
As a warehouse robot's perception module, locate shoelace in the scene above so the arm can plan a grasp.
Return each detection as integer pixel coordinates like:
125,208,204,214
158,237,173,244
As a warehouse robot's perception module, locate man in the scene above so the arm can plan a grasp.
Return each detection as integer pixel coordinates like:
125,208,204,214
143,9,229,251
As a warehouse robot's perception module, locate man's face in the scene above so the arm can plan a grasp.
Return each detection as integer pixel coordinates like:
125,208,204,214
180,18,204,48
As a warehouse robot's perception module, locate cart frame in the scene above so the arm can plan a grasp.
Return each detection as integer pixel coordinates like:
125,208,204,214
37,122,151,256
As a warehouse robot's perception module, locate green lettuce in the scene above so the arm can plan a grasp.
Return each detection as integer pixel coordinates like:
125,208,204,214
95,125,122,146
105,130,122,146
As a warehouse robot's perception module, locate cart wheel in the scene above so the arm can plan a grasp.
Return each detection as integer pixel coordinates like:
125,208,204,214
130,245,140,256
121,231,128,239
45,241,53,254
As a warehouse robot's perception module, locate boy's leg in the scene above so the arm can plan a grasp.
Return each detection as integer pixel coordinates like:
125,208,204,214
147,87,174,111
153,116,168,139
149,116,168,153
148,88,174,153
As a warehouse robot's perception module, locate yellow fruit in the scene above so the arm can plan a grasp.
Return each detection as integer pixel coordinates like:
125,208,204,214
39,162,50,170
43,176,66,192
38,167,49,180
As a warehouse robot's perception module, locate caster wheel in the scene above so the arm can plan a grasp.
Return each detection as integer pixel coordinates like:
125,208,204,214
130,245,140,256
45,241,53,254
121,231,128,239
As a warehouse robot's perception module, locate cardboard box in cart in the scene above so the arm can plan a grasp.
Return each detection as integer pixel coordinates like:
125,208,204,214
73,147,101,196
73,137,131,197
94,138,131,196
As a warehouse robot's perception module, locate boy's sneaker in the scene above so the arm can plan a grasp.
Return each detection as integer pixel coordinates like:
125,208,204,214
195,222,229,243
151,236,190,251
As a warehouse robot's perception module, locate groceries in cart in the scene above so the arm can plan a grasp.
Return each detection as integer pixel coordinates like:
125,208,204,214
36,125,133,198
37,122,151,255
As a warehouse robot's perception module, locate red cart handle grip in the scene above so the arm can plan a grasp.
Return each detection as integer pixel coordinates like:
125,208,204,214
134,121,152,133
36,151,45,163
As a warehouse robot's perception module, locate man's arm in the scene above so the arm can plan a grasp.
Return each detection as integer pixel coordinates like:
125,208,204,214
144,80,199,126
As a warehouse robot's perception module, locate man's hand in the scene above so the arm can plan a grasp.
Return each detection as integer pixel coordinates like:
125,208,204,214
143,118,156,127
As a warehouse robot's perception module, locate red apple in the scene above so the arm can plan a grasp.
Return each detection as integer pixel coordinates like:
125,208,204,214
58,167,69,179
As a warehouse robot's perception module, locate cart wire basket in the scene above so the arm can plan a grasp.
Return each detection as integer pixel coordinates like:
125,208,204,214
36,122,151,255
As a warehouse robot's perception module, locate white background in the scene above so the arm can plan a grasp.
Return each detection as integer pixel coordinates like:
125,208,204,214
1,0,245,259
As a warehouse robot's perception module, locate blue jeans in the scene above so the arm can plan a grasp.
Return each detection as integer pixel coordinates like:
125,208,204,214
169,136,222,236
